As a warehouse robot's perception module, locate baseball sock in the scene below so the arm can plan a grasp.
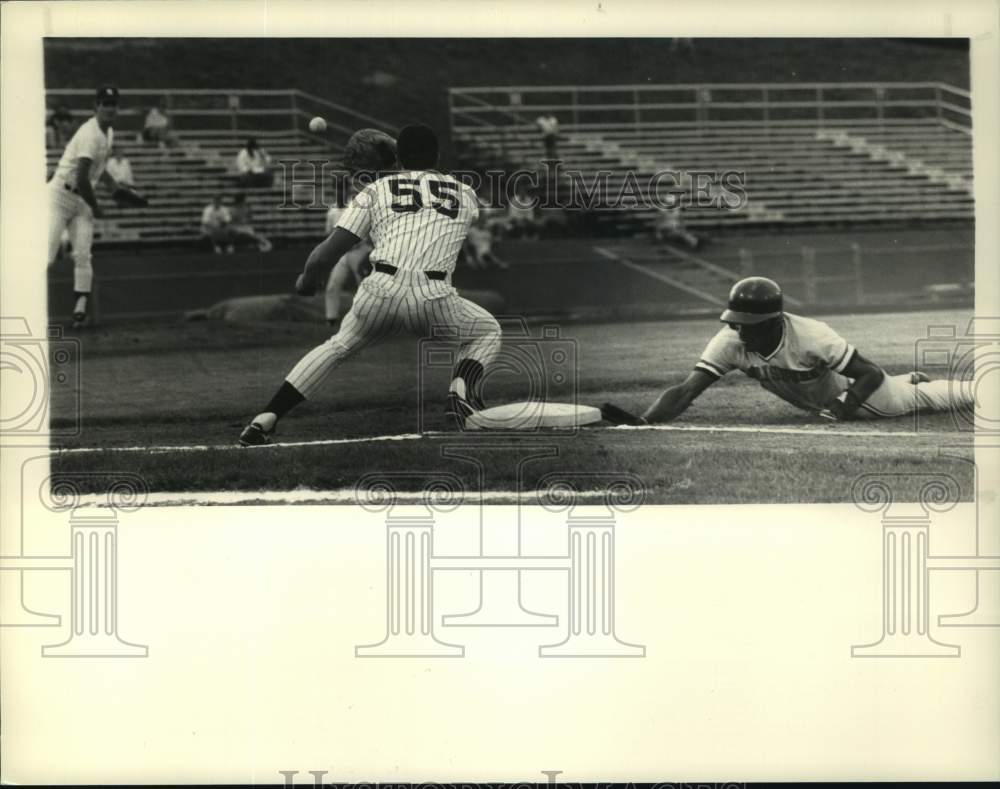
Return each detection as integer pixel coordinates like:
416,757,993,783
253,381,305,431
450,358,485,409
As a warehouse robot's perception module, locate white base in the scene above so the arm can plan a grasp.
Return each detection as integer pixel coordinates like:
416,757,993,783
466,402,601,431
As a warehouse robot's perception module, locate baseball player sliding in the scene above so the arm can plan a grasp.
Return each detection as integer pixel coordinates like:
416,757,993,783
47,85,146,328
239,124,501,445
602,277,974,426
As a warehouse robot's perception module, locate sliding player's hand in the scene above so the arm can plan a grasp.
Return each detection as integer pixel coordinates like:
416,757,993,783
601,402,648,426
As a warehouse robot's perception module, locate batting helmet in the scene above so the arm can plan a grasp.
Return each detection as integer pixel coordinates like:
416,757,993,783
341,128,398,176
720,276,783,324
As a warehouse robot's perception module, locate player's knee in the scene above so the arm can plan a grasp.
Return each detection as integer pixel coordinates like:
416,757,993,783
71,250,92,270
483,314,501,340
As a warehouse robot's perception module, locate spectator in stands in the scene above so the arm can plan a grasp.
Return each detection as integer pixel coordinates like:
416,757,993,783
536,113,560,159
45,110,58,148
480,204,508,238
48,103,74,147
463,214,508,270
106,150,135,187
143,105,177,149
228,193,273,253
653,204,703,250
235,137,274,187
200,195,234,255
503,184,540,240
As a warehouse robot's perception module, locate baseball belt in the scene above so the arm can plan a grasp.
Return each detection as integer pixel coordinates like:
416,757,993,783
374,261,447,281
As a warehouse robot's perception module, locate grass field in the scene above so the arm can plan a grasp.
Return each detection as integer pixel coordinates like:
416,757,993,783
49,307,977,504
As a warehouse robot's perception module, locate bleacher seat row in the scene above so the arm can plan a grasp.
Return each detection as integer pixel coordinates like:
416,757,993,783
46,129,338,248
46,116,973,249
456,119,974,232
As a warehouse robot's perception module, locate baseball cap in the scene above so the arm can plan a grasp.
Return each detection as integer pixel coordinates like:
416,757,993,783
95,85,120,104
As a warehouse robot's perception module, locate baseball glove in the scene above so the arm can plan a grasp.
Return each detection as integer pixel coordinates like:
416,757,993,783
341,128,397,177
600,402,648,426
112,185,149,208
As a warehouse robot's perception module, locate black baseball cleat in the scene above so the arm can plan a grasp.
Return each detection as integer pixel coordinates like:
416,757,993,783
445,391,476,430
238,421,273,446
71,312,88,329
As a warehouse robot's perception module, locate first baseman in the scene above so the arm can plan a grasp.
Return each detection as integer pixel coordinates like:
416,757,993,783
47,86,121,328
239,123,501,445
603,277,974,425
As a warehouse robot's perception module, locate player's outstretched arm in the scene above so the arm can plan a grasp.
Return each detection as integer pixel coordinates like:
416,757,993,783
296,228,362,296
819,350,885,421
642,369,717,423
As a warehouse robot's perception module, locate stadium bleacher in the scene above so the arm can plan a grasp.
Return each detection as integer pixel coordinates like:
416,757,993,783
46,128,337,247
451,81,974,234
45,81,973,251
456,120,973,231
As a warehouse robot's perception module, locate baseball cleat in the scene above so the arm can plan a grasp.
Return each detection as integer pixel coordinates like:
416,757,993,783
238,421,273,446
71,312,88,329
909,371,931,385
445,391,476,430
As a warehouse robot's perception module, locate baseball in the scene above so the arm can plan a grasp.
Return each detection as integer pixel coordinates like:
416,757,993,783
308,116,327,133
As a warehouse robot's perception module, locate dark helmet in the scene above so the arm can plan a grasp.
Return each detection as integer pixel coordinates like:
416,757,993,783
720,276,783,324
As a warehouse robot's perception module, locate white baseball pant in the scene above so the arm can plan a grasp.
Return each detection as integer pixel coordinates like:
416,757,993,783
288,270,501,398
48,182,95,293
858,373,973,418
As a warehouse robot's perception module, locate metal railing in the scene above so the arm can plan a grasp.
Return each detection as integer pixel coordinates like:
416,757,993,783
735,241,973,305
45,88,398,144
450,82,972,135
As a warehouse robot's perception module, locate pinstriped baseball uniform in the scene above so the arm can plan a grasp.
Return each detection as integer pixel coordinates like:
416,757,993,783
697,313,973,418
285,171,501,399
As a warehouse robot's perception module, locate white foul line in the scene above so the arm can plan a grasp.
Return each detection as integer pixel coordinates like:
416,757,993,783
51,423,950,456
53,432,428,455
607,423,950,439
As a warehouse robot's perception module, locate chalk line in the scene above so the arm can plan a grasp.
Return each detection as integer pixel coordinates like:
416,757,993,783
50,423,950,456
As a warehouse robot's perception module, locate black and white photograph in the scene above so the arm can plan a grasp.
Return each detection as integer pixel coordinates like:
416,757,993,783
32,34,986,503
1,0,998,785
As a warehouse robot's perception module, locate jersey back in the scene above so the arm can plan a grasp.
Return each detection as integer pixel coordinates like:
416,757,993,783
336,171,478,274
